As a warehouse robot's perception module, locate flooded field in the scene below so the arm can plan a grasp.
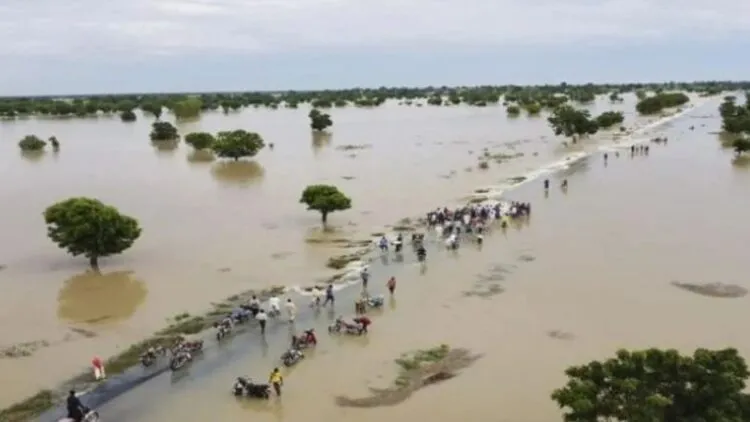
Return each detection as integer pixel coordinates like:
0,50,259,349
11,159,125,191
0,94,736,413
79,96,750,422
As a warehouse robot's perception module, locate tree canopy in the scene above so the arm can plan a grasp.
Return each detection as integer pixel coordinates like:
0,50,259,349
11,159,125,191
43,197,142,270
551,347,750,422
548,105,599,139
636,92,690,115
170,97,202,119
120,110,136,122
149,121,179,141
732,138,750,156
299,184,352,225
595,111,625,129
184,132,216,150
211,129,265,160
18,135,46,151
719,95,750,135
309,109,333,131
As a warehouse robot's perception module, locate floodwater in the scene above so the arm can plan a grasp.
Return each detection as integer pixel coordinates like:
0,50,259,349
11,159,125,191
0,94,738,413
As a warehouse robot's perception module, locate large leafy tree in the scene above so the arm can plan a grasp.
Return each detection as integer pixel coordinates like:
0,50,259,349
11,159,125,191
43,197,142,271
184,132,216,150
548,105,599,141
211,129,265,160
18,135,46,151
594,111,625,129
551,348,750,422
299,184,352,225
149,121,179,141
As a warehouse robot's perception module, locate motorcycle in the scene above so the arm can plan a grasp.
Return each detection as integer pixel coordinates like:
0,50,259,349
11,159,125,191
139,346,165,367
328,318,363,335
169,350,192,371
281,348,304,367
366,295,385,309
58,407,99,422
216,323,232,341
233,377,271,399
293,329,317,349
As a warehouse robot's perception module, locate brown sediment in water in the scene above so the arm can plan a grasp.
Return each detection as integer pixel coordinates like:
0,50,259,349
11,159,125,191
334,346,482,408
670,281,747,298
56,271,147,325
210,160,265,185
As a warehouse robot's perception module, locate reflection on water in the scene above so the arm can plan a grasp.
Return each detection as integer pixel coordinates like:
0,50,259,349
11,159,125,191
20,149,46,162
187,149,216,163
56,270,147,324
151,140,179,153
210,160,265,187
732,155,750,169
311,131,332,152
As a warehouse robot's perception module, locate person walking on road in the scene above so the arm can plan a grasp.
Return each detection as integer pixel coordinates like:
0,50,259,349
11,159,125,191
360,267,370,289
256,309,268,334
285,298,297,322
323,283,335,307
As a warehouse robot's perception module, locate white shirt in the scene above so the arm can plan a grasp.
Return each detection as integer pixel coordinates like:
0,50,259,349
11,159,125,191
269,297,280,310
255,312,267,321
285,301,297,315
312,288,322,299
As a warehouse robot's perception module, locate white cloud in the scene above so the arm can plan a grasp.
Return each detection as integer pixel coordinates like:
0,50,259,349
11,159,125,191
1,0,749,57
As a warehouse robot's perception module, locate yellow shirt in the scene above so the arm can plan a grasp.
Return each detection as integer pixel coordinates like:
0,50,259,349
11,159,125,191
269,371,283,384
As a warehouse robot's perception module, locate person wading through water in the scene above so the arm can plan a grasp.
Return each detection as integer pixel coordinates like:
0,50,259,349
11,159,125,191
323,283,335,306
255,309,268,334
360,266,370,289
269,367,284,396
387,276,396,295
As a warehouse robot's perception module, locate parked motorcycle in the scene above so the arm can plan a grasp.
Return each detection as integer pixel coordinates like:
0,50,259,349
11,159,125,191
281,348,304,367
140,346,165,367
233,377,271,399
328,318,364,335
169,350,192,371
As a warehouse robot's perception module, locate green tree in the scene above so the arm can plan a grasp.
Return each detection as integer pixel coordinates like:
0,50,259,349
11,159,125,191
299,184,352,225
170,97,202,119
636,92,690,115
18,135,46,151
120,110,136,122
595,111,625,129
184,132,216,150
141,102,163,120
309,109,333,131
552,348,750,422
211,129,265,160
43,197,142,271
733,138,750,156
506,105,521,116
548,105,599,140
149,121,179,141
524,103,542,115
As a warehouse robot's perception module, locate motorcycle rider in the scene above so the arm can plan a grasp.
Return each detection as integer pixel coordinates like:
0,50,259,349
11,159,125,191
247,295,261,315
66,390,85,422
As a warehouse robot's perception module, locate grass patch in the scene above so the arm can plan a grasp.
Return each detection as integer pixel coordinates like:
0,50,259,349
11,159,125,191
393,344,451,387
157,316,206,336
326,254,360,270
0,390,54,422
173,312,190,321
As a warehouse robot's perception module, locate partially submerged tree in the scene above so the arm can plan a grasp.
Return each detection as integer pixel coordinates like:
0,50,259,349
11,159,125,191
18,135,46,151
299,184,352,225
149,121,179,141
170,97,202,119
184,132,216,150
548,105,598,141
120,109,136,122
594,111,625,129
552,347,750,422
636,92,690,115
43,197,142,271
733,137,750,156
211,129,265,160
140,102,163,120
506,105,521,116
309,109,333,131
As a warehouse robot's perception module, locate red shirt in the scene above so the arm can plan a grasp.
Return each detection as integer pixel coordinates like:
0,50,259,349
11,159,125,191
92,357,103,369
355,316,371,326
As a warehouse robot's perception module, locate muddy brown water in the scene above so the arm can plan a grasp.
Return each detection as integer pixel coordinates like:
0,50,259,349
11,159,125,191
1,95,744,420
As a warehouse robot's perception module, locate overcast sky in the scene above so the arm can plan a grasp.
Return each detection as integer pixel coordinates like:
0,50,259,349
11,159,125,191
2,0,749,96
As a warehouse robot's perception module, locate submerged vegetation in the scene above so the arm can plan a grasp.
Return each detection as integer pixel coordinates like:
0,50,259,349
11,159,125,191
0,81,744,121
718,93,750,159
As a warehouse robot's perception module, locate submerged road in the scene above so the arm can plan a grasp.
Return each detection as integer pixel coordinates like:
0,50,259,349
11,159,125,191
38,241,432,421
